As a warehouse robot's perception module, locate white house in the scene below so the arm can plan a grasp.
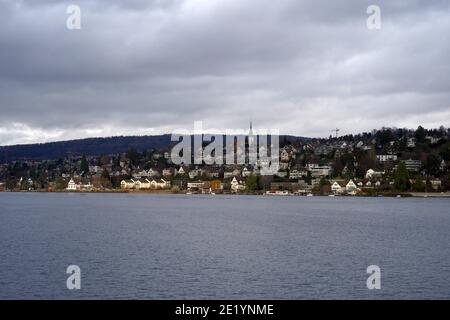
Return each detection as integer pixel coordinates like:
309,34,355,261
187,181,205,190
135,179,151,190
147,168,160,177
331,182,343,194
365,169,383,180
67,178,77,191
230,177,245,192
376,155,398,162
150,179,171,190
346,180,359,195
441,160,447,171
242,167,252,177
133,170,149,179
275,171,288,178
280,149,290,162
121,179,136,189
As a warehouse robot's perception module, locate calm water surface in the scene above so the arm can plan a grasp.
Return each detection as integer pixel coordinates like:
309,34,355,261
0,193,449,299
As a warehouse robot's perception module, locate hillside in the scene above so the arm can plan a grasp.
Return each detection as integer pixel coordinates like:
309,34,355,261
0,135,173,162
0,134,308,162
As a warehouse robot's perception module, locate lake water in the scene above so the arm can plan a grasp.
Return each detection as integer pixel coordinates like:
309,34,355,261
0,193,449,299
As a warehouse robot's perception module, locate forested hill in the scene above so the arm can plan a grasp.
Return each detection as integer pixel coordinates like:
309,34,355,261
0,134,308,162
0,135,173,162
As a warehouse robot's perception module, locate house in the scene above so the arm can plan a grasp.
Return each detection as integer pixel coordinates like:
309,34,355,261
189,169,203,179
67,178,77,191
132,170,149,179
230,177,245,192
425,136,440,145
280,149,290,162
242,167,252,177
430,179,442,190
177,166,188,175
187,181,205,191
331,181,343,194
89,165,101,174
224,168,241,179
121,179,136,189
275,170,288,178
404,159,422,172
346,180,359,195
365,169,383,180
289,169,307,179
376,155,398,162
135,179,151,190
307,164,332,177
150,179,171,189
162,168,174,178
67,178,93,191
147,168,160,177
407,138,416,148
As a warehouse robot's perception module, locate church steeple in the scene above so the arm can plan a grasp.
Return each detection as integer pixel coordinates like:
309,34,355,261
249,120,253,135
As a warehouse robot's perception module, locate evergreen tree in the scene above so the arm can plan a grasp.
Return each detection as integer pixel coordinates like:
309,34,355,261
394,161,411,192
412,175,425,192
414,126,427,143
80,155,89,175
424,154,440,176
245,174,258,191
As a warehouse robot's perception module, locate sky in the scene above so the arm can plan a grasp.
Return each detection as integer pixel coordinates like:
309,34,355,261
0,0,449,146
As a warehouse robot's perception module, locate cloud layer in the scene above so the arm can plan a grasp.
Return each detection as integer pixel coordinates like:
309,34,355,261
0,0,449,145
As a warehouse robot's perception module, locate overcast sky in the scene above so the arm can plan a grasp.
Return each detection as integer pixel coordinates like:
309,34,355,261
0,0,449,145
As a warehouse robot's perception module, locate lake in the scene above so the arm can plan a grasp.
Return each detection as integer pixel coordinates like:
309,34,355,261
0,193,449,299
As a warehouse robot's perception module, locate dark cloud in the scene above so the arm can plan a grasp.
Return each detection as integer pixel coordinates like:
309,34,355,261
0,0,449,145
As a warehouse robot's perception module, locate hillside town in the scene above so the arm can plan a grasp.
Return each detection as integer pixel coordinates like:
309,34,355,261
1,126,449,196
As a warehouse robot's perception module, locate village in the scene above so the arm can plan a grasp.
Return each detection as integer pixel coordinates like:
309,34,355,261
1,126,449,197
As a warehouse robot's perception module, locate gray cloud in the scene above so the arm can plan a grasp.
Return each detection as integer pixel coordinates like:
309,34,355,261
0,0,449,145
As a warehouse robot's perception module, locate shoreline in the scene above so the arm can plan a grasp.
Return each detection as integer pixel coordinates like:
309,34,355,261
1,190,450,198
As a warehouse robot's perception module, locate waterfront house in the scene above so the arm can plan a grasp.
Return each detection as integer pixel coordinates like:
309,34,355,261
150,179,171,189
135,179,151,190
230,177,245,192
346,180,359,195
187,181,205,191
67,178,77,191
120,179,136,189
331,182,343,194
